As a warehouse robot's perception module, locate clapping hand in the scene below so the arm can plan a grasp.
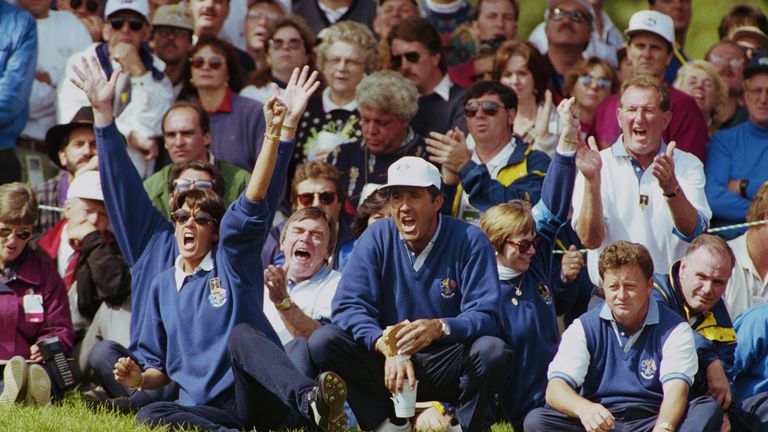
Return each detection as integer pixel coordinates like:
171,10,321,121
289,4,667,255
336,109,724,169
576,137,602,181
652,141,679,195
264,264,290,305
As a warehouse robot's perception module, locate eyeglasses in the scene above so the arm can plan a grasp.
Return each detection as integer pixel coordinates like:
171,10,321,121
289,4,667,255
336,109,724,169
0,227,32,241
578,75,612,89
464,100,503,117
269,38,303,51
708,54,745,70
390,51,420,70
247,11,281,22
173,179,215,192
550,7,590,23
155,27,190,38
190,56,224,70
506,237,539,254
297,192,337,206
70,0,99,13
325,56,365,69
109,17,145,32
170,209,217,225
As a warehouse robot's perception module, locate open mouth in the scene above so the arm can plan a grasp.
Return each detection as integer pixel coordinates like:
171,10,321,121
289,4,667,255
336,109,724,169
183,232,195,249
400,216,416,233
294,247,312,263
632,127,648,140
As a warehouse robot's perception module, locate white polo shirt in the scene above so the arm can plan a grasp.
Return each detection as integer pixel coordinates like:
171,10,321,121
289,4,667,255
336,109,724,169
724,232,768,319
571,137,711,285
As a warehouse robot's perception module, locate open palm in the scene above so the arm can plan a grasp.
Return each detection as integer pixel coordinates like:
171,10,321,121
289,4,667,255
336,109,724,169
271,66,320,124
576,136,602,180
70,56,119,112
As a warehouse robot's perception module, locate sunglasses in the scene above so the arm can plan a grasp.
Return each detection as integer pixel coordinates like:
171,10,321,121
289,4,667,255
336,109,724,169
170,209,217,225
390,51,420,70
247,10,281,22
578,75,612,89
708,55,744,70
190,56,224,70
297,192,337,206
269,38,303,51
71,0,99,12
506,237,539,254
173,179,215,192
0,227,32,241
109,17,145,32
551,7,590,23
464,100,503,117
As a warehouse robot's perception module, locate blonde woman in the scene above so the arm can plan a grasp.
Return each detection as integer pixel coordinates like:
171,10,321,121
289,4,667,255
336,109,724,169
674,60,729,135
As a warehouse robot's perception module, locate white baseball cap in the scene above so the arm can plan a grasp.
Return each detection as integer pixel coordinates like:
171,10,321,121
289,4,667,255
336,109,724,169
104,0,149,20
383,157,441,190
625,10,675,47
67,171,104,202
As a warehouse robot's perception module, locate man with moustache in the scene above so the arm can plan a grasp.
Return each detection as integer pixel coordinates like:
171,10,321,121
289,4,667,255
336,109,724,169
705,40,750,129
150,5,195,99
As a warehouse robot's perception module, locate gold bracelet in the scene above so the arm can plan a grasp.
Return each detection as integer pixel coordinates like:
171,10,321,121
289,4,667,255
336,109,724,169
559,135,578,145
264,133,280,142
281,124,296,131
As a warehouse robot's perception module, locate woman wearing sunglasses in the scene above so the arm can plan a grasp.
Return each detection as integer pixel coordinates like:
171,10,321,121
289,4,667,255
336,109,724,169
477,97,590,430
563,57,617,139
180,36,265,172
0,182,75,406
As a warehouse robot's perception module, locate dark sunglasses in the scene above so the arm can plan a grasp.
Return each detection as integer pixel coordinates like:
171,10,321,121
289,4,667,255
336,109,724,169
551,7,590,23
173,179,215,192
0,227,32,240
578,75,612,89
269,38,303,51
70,0,99,13
297,192,337,206
190,57,224,70
464,100,503,117
170,209,216,225
109,17,145,32
390,51,420,70
506,237,539,254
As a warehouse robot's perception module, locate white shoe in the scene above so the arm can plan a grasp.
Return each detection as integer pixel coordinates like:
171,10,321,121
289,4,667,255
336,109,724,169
0,356,27,405
25,364,51,406
446,420,462,432
374,418,413,432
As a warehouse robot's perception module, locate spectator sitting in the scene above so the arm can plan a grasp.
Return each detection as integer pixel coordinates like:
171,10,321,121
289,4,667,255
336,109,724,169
243,0,284,69
59,0,103,41
262,161,356,271
149,5,195,99
57,0,174,179
673,60,729,134
448,41,498,89
388,17,467,137
143,102,250,218
653,234,768,431
187,0,255,72
615,46,633,86
180,36,266,171
0,182,74,406
724,183,768,318
372,0,418,40
327,70,427,208
729,26,768,61
717,3,768,42
704,51,768,233
445,0,518,68
425,80,550,225
524,241,722,432
35,107,97,233
705,40,750,130
563,57,617,138
350,186,389,238
649,0,692,83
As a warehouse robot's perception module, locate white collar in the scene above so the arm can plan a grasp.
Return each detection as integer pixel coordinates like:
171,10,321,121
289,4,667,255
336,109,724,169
173,250,214,291
471,138,515,169
322,87,358,112
425,0,464,14
432,74,452,102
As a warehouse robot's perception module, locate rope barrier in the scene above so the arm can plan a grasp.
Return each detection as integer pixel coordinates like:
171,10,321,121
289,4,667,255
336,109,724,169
38,205,64,213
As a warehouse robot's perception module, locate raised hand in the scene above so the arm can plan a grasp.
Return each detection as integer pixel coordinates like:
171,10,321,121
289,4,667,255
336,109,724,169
263,96,288,134
561,245,585,282
652,141,679,195
70,56,120,125
264,264,289,305
271,66,320,127
535,89,555,139
557,97,580,146
576,136,602,180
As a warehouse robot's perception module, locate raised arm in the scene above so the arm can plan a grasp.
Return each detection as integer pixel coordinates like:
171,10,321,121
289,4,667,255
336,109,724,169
574,137,605,249
652,142,704,239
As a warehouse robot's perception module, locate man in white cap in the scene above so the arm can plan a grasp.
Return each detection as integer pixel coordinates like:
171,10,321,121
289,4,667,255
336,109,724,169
308,156,508,432
589,9,708,163
649,0,693,83
57,0,174,179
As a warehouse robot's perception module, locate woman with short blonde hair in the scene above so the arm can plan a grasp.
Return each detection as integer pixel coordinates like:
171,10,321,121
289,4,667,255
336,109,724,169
674,60,729,133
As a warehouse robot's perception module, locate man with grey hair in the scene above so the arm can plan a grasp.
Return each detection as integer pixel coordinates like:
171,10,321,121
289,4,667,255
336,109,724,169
327,70,427,208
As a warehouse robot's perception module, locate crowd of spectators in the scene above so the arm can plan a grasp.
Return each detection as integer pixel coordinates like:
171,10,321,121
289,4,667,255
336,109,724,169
2,0,768,431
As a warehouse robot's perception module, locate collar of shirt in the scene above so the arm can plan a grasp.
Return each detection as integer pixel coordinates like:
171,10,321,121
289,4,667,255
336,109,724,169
731,232,763,280
288,266,331,291
424,0,465,14
57,224,76,275
207,151,216,164
611,135,668,182
317,0,349,23
201,88,234,114
399,213,443,271
174,250,215,291
599,299,659,351
471,138,516,178
432,74,452,102
322,87,357,112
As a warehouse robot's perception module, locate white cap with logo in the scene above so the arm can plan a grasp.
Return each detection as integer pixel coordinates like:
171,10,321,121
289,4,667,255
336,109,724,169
625,10,675,47
384,157,441,190
104,0,150,20
67,171,104,202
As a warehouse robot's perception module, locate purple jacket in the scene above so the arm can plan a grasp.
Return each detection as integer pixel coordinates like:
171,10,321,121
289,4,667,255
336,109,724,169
0,247,74,359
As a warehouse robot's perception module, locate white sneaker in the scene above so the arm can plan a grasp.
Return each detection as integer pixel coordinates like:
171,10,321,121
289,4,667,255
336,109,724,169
0,356,27,405
446,420,462,432
25,364,51,406
374,418,412,432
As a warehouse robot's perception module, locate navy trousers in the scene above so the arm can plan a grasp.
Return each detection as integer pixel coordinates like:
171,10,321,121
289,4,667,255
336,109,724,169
729,392,768,432
524,397,723,432
137,324,317,431
308,324,509,432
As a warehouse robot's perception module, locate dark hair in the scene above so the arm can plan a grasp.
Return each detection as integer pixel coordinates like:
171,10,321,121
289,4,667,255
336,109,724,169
190,35,246,92
492,40,549,104
473,0,519,21
464,80,518,110
351,189,389,238
387,17,447,74
718,3,768,40
280,206,337,256
168,160,227,197
598,241,654,281
162,101,211,135
247,14,316,88
290,161,346,211
684,234,736,272
171,188,226,231
616,46,628,66
620,74,671,112
564,57,618,97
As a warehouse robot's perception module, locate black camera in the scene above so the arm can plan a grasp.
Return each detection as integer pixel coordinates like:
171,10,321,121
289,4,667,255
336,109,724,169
37,337,76,391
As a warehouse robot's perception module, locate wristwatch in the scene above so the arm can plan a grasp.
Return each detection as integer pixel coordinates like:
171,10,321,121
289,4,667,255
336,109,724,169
656,422,674,431
439,319,451,338
275,297,293,311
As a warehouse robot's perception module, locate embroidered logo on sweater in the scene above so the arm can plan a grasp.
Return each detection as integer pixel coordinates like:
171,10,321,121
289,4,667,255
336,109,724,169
537,283,553,304
208,277,227,307
440,278,457,298
640,358,657,380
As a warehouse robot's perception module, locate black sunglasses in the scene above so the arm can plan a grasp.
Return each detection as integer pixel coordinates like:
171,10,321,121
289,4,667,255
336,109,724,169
297,192,337,206
506,237,539,254
109,17,145,32
190,57,224,70
464,100,503,117
551,7,590,23
70,0,99,13
170,209,217,226
0,227,32,240
390,51,420,70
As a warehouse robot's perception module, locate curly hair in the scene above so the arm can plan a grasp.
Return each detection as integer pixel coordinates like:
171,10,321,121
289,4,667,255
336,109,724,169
351,189,389,238
674,60,729,129
317,21,379,74
492,40,549,104
356,70,419,121
598,241,654,282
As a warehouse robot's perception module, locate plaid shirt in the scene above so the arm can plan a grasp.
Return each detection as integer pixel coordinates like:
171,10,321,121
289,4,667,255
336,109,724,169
34,171,67,233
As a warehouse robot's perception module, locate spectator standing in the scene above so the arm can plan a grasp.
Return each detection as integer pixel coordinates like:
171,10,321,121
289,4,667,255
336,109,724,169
61,0,103,42
673,60,729,134
242,0,284,69
444,0,517,69
705,40,750,130
187,0,255,71
563,57,617,138
649,0,692,83
150,5,195,99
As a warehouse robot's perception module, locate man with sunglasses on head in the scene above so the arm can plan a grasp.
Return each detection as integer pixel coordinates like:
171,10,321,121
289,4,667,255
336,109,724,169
143,102,250,219
425,80,550,226
57,0,174,180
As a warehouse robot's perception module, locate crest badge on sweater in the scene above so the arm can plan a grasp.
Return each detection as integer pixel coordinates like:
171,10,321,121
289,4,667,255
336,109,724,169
208,277,227,307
